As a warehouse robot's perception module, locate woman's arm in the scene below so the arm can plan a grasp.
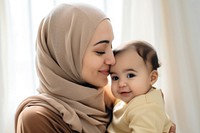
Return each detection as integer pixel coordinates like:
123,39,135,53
16,106,74,133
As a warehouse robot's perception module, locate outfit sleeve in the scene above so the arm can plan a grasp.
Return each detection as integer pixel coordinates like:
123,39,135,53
16,106,74,133
127,103,170,133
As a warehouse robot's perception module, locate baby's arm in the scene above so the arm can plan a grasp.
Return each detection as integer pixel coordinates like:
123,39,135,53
128,103,172,133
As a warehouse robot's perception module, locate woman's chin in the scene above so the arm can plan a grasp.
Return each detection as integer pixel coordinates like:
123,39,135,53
97,79,108,88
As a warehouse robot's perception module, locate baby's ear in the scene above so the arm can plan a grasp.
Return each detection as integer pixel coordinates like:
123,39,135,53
150,70,158,85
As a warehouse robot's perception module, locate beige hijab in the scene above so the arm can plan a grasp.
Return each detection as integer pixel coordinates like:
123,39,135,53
15,3,112,133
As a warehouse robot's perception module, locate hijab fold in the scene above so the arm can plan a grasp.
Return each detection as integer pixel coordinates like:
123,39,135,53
15,3,112,133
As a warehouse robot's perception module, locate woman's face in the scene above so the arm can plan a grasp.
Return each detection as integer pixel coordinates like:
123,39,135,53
82,20,115,88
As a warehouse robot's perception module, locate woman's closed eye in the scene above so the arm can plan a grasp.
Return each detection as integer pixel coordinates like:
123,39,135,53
96,51,105,55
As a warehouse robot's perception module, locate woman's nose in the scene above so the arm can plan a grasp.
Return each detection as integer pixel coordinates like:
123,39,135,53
105,51,115,65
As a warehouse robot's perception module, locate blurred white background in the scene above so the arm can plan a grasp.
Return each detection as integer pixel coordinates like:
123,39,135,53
1,0,200,132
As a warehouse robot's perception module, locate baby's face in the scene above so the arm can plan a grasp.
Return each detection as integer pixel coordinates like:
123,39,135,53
110,49,152,103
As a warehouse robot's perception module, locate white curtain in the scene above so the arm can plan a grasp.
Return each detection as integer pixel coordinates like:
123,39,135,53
121,0,200,132
0,0,38,132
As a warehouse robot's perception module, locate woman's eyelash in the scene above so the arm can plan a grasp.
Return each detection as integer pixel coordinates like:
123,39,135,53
96,51,105,55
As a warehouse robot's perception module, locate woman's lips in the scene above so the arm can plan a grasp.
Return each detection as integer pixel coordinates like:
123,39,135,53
99,70,109,76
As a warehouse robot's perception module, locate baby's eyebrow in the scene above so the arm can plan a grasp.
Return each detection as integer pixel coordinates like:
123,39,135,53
109,68,137,74
124,68,137,73
94,40,110,46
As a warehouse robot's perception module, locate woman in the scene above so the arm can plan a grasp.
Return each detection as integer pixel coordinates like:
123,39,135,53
15,3,175,133
15,3,115,133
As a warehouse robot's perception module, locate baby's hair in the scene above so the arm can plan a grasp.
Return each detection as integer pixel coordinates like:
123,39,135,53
113,41,161,70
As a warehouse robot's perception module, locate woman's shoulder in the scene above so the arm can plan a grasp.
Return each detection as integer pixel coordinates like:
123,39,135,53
17,106,73,133
19,106,54,123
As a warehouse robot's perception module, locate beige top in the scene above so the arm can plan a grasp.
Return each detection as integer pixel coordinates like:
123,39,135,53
15,3,113,133
107,89,172,133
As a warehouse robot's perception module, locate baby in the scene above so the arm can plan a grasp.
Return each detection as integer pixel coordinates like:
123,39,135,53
107,40,172,133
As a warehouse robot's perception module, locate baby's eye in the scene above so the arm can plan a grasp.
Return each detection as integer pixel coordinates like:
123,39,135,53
111,76,119,81
127,73,135,78
96,51,105,55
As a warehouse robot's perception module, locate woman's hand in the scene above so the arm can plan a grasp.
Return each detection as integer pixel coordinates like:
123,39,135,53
160,89,176,133
169,123,176,133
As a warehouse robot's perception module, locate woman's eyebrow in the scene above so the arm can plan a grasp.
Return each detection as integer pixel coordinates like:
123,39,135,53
94,40,110,45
